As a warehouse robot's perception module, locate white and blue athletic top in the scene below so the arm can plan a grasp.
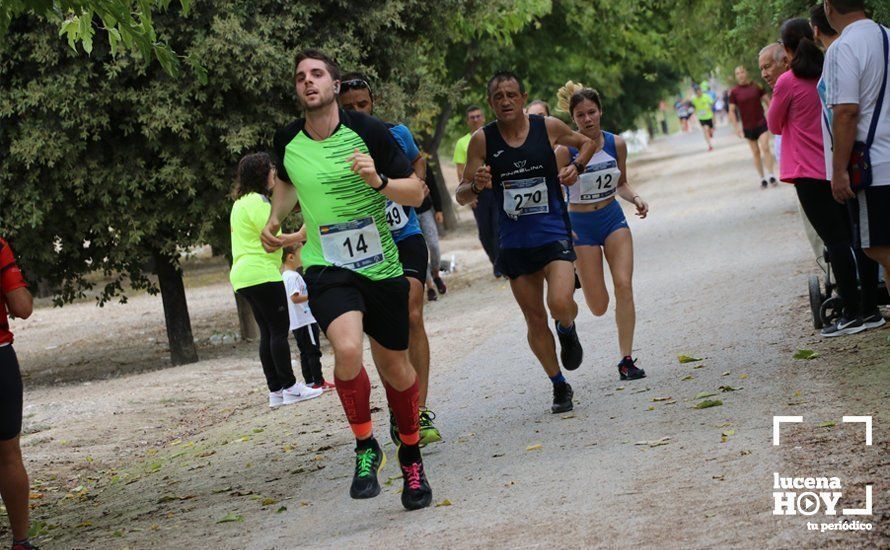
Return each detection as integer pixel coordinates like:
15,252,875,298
566,131,621,205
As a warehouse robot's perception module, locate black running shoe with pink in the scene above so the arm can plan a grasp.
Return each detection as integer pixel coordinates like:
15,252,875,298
400,460,432,510
618,356,646,380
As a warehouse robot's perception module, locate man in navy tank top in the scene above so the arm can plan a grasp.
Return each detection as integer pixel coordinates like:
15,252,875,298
456,71,598,414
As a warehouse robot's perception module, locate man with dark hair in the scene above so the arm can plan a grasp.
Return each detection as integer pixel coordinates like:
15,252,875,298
824,0,890,303
337,72,442,448
261,49,433,510
456,71,596,414
453,105,500,276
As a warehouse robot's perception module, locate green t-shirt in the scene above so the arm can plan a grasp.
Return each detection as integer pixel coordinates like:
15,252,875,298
691,95,714,121
273,109,414,281
452,133,471,165
229,192,283,291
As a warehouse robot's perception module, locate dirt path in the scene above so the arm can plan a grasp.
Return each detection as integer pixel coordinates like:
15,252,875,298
4,128,886,548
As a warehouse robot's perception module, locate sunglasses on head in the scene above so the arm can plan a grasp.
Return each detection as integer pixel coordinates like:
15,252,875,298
340,79,370,92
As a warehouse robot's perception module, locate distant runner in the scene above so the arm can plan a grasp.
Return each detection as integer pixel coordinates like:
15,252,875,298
691,85,716,151
338,72,442,446
555,82,649,381
456,71,595,413
262,49,432,510
729,66,778,188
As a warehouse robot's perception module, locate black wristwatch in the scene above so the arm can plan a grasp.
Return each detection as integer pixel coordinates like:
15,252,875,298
373,173,389,191
571,160,585,174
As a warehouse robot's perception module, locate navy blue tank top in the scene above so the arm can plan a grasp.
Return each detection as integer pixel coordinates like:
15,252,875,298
483,115,571,249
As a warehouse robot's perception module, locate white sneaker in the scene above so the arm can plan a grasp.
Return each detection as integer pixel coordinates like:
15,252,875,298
269,390,284,409
282,383,323,405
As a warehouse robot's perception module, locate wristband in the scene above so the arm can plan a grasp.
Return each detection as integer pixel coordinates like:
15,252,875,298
572,160,585,174
372,173,389,191
470,181,482,194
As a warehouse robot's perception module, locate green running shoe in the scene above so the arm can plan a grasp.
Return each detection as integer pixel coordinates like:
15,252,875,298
349,441,386,499
388,409,400,446
419,408,442,446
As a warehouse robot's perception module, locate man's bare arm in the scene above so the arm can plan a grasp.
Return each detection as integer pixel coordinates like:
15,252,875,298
830,103,860,203
545,117,595,185
5,286,33,319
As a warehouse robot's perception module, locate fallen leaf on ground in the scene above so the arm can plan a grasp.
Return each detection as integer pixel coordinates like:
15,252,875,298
818,421,837,428
652,396,673,402
560,413,576,419
718,385,740,392
276,506,287,513
739,374,749,379
722,371,731,376
678,355,703,363
435,499,452,507
695,391,718,399
694,400,723,409
526,444,542,451
681,375,695,381
217,513,243,524
693,364,706,369
793,349,819,360
647,406,655,411
261,498,277,506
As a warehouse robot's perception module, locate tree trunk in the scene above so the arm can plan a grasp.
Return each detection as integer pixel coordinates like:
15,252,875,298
235,291,259,341
153,251,199,365
422,46,481,232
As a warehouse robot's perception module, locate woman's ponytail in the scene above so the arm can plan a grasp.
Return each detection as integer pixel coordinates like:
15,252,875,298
781,17,825,80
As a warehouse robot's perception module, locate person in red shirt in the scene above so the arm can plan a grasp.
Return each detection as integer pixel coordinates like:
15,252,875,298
729,66,779,188
0,237,35,550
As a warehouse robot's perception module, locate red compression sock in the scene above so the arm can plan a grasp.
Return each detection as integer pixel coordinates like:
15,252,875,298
335,367,373,440
383,378,420,446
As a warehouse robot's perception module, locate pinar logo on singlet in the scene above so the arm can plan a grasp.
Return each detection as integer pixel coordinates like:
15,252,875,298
502,162,544,179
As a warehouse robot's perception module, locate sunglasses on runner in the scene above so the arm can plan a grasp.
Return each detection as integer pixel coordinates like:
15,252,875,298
340,79,371,93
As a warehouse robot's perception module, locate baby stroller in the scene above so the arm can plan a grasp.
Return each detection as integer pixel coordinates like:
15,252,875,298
804,210,890,329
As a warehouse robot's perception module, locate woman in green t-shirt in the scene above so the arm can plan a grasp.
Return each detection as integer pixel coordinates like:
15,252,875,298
230,152,322,408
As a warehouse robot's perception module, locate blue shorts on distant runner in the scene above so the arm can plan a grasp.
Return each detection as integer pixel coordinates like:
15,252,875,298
569,200,629,247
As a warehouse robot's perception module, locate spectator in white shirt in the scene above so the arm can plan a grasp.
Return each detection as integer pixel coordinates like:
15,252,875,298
824,0,890,298
282,244,333,391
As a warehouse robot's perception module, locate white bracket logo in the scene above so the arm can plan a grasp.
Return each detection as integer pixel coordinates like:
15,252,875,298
772,415,874,516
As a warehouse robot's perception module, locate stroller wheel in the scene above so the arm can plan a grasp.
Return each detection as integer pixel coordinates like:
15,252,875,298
820,296,843,327
808,275,824,329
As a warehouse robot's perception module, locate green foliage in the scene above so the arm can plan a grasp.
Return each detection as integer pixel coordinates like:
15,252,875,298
671,0,889,83
0,1,195,77
0,0,537,305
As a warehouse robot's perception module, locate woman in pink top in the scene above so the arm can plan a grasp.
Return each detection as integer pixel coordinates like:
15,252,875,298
767,18,881,337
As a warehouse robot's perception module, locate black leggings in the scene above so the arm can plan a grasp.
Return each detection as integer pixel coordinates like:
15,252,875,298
292,323,324,385
237,281,296,392
0,345,23,441
796,181,879,318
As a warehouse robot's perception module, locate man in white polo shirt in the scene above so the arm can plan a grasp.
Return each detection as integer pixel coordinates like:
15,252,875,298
824,0,890,294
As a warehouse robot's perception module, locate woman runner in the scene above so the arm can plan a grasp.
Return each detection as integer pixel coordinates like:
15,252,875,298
555,82,649,380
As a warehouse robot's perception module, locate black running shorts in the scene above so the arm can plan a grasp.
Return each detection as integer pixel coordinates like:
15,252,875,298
743,124,768,141
497,239,577,280
853,185,890,249
701,118,714,128
0,345,23,441
304,266,410,351
396,233,429,284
